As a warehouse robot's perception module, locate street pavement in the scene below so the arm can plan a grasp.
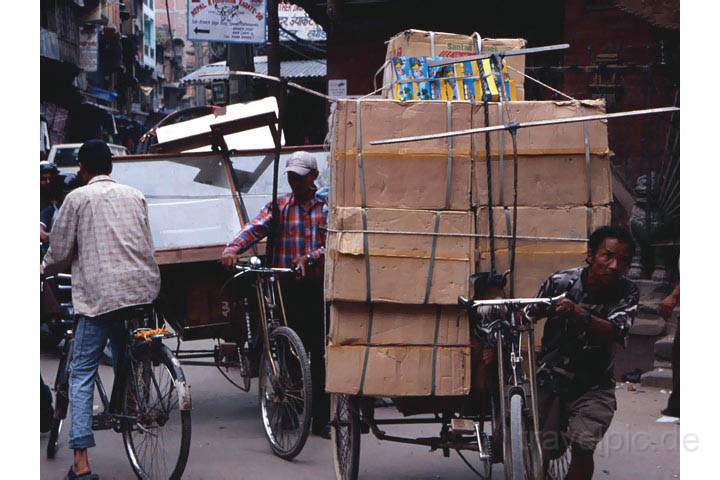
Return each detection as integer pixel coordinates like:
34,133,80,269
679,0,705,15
41,341,680,479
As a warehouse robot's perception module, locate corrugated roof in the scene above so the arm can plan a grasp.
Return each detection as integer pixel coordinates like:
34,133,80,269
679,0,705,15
181,57,326,85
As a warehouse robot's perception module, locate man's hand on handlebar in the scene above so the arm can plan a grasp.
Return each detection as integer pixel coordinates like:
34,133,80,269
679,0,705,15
221,252,238,269
293,255,311,278
555,298,588,318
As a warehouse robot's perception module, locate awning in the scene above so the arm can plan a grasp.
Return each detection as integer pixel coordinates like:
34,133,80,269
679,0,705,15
85,85,119,102
180,57,327,85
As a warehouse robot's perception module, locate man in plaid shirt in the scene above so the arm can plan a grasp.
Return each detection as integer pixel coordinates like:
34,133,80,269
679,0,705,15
221,150,330,437
221,151,326,276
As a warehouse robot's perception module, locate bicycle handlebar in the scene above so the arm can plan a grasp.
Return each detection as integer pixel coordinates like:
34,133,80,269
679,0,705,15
235,265,296,275
458,293,567,309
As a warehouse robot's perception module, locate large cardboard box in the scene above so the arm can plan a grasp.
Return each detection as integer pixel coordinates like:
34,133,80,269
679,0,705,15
329,302,469,347
325,345,471,396
384,30,527,100
475,154,612,207
325,207,473,304
477,206,611,297
331,100,609,211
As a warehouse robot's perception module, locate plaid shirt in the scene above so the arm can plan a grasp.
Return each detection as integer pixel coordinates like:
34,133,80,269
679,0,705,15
42,176,161,317
224,193,327,269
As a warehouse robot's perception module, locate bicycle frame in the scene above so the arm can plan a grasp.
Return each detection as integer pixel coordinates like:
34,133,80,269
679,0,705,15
467,293,565,475
233,259,295,379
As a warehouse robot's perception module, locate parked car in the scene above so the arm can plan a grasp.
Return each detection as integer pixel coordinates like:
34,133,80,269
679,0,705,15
46,142,129,174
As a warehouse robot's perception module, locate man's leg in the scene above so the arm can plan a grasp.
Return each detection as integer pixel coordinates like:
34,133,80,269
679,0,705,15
281,279,329,436
564,387,617,480
68,315,109,475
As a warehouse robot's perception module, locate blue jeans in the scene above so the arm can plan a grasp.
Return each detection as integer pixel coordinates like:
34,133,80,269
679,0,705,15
68,314,125,449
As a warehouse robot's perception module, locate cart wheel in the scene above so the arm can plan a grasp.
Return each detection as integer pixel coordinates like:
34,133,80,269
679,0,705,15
331,394,361,480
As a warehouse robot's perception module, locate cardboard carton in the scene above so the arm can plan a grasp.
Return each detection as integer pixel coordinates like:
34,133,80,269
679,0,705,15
331,99,609,211
474,154,612,207
325,207,473,304
325,344,471,396
476,206,611,297
328,302,470,347
384,30,527,99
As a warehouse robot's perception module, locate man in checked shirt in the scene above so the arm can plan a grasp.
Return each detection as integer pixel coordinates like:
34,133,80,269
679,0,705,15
221,150,330,438
42,140,160,479
524,226,639,480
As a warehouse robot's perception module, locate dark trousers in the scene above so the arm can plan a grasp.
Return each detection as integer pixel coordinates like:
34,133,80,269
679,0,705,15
41,376,53,432
280,277,330,430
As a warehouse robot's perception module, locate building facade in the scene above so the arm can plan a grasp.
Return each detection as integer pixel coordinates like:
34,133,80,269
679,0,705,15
40,0,162,154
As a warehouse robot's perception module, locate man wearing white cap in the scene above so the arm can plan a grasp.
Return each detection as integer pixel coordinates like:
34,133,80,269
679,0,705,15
221,150,330,437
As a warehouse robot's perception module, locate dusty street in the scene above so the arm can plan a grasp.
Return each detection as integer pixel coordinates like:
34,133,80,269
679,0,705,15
40,340,680,480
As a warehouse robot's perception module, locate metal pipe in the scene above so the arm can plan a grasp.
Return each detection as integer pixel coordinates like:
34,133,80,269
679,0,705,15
527,326,544,472
428,44,570,68
369,107,680,146
372,418,444,425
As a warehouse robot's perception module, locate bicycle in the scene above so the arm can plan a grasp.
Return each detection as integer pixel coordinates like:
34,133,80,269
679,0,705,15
229,255,313,460
460,293,568,479
330,292,567,480
45,279,192,480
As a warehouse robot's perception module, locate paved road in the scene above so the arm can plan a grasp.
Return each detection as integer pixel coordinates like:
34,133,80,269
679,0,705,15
41,341,679,479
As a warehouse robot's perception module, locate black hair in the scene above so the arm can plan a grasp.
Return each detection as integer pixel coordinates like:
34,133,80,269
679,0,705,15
40,161,58,176
588,225,636,257
78,139,113,175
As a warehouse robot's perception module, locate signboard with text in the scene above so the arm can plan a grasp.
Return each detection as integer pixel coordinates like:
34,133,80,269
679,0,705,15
188,0,267,44
278,3,326,42
78,26,98,72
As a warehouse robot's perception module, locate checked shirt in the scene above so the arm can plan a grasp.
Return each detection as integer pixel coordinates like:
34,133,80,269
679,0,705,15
224,193,327,269
42,176,161,317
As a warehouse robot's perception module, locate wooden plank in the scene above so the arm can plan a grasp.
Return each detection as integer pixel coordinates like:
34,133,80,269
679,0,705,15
155,245,226,265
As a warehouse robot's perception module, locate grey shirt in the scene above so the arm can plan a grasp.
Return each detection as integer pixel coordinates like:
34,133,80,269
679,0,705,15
42,175,161,317
525,267,639,388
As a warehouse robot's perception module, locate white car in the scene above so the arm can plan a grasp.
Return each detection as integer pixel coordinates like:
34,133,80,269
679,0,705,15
46,142,129,174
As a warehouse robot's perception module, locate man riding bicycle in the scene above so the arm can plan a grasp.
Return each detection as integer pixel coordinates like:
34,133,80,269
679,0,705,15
221,150,330,438
524,226,639,480
42,140,161,479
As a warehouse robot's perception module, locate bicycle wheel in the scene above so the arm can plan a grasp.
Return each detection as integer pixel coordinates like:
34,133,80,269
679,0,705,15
507,394,540,480
47,337,73,459
122,343,191,480
258,326,312,460
331,394,361,480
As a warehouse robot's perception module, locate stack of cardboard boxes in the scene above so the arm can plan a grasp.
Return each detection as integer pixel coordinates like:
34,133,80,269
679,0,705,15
325,31,612,398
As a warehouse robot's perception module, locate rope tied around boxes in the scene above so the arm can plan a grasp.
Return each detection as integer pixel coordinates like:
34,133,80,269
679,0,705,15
355,98,375,395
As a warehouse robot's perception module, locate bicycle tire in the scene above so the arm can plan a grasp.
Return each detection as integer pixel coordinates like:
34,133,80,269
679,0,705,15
331,394,361,480
258,326,312,460
47,337,73,459
122,343,191,480
508,393,532,480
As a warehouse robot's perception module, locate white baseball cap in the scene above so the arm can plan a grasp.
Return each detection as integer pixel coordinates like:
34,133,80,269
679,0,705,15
285,150,318,176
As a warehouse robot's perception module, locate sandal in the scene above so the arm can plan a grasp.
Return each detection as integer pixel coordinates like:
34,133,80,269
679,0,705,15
65,467,99,479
